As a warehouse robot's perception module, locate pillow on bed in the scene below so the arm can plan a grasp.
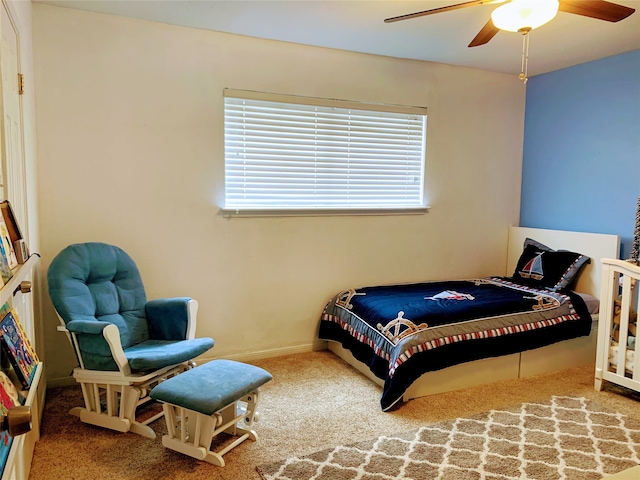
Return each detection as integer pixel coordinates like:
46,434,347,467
512,238,590,291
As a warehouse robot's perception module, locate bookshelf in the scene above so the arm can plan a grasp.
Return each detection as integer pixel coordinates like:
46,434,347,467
0,1,40,478
0,255,38,307
0,255,42,480
2,363,42,480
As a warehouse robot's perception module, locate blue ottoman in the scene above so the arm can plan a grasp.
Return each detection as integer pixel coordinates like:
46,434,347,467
150,359,272,466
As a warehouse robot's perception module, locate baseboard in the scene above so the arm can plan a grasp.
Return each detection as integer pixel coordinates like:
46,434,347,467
46,376,77,389
197,340,328,364
46,341,329,387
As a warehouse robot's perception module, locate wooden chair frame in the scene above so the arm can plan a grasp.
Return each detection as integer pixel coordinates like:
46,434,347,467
56,300,199,439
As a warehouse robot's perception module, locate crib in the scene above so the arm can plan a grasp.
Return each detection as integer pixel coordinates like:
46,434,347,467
595,258,640,393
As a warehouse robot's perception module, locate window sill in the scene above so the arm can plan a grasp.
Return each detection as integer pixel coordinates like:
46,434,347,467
219,207,430,218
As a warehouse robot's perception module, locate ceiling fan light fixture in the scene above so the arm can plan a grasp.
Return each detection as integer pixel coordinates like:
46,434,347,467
491,0,559,32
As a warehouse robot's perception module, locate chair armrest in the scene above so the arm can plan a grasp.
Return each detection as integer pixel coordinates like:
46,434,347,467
65,321,130,375
66,320,110,335
146,297,199,341
102,324,130,375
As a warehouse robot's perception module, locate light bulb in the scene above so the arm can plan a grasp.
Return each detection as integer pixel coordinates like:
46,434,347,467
491,0,559,32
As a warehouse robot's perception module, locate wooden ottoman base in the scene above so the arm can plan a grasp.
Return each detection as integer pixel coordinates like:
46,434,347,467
150,359,272,467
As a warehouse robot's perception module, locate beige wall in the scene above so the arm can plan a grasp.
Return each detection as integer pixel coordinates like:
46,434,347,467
32,4,526,385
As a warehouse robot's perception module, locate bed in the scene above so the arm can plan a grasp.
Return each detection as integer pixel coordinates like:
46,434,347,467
595,258,640,394
319,226,620,410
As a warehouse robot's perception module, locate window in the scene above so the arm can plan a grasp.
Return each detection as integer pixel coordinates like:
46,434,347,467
223,89,427,215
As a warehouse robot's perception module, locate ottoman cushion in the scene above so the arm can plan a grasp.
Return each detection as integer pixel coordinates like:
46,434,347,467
150,359,272,415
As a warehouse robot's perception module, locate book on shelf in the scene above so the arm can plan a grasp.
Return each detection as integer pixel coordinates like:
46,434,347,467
0,371,18,476
0,306,38,390
0,201,27,265
0,215,16,270
0,244,10,285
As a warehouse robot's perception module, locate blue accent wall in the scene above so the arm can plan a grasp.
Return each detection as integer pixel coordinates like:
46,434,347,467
520,50,640,258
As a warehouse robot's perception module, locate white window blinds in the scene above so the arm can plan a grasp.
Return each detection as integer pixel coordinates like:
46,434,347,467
224,90,427,213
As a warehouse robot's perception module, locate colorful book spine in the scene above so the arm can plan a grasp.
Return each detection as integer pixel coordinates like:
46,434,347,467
0,243,10,285
0,372,17,476
0,246,13,285
0,308,38,389
0,215,16,270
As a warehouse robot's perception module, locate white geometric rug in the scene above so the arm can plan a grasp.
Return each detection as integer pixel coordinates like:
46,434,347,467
257,396,640,480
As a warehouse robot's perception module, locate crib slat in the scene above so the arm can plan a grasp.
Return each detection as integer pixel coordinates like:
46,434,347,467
595,262,618,390
631,278,640,381
616,276,633,377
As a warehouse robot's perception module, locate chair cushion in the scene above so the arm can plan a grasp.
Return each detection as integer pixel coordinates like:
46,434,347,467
150,360,273,415
125,338,215,372
48,243,150,349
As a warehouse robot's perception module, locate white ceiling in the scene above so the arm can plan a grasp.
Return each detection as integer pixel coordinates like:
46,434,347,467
34,0,640,76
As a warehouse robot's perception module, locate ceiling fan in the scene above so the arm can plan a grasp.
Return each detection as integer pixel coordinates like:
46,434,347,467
384,0,636,48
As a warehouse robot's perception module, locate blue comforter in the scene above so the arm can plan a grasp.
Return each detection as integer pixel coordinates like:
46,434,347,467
319,277,591,410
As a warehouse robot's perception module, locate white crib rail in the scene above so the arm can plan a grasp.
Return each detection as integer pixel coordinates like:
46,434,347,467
595,258,640,393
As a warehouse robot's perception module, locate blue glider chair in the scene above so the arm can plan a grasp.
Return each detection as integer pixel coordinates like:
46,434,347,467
48,242,214,438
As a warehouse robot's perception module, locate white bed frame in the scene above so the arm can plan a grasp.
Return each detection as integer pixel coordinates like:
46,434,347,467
595,258,640,393
328,226,621,402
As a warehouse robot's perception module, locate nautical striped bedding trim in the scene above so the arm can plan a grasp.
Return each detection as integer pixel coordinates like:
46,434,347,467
388,312,580,377
486,277,577,311
321,313,391,361
322,310,581,378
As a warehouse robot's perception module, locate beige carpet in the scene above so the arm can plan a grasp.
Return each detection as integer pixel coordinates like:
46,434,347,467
29,351,640,480
257,395,640,479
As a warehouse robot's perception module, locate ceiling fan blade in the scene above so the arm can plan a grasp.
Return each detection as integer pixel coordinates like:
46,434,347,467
558,0,635,22
384,0,494,23
468,19,500,47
